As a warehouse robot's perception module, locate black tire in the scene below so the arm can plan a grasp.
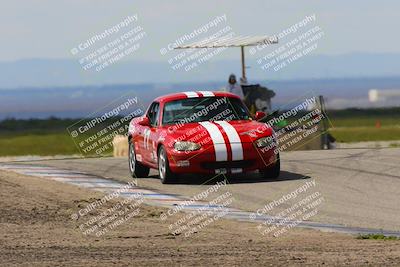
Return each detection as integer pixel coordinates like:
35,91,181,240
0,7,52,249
128,140,149,178
259,153,280,179
158,145,175,184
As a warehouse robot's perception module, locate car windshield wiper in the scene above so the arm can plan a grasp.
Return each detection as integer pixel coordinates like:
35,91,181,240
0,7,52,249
164,118,182,124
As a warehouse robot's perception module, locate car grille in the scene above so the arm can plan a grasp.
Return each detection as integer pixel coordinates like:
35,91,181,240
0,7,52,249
201,160,254,170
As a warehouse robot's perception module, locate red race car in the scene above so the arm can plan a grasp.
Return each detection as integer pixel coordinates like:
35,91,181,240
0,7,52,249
128,91,280,183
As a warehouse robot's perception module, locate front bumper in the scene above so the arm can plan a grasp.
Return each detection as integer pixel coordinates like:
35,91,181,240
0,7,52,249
168,142,278,174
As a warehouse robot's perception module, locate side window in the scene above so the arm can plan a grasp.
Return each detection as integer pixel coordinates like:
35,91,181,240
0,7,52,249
152,103,160,126
147,102,160,126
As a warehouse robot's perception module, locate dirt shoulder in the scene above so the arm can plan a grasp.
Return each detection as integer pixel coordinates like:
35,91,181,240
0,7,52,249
1,169,399,266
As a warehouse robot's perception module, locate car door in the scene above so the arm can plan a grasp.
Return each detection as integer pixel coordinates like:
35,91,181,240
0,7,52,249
142,102,160,164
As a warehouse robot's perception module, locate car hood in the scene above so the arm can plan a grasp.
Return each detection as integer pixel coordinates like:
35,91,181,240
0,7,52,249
163,120,273,144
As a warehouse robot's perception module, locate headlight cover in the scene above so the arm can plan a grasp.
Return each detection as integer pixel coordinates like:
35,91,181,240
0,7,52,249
174,141,201,151
255,136,276,148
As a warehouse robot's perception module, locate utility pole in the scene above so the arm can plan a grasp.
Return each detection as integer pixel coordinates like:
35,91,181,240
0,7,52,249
241,46,246,81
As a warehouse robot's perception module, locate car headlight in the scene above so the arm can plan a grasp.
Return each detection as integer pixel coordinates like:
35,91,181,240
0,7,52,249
255,136,276,148
174,141,201,151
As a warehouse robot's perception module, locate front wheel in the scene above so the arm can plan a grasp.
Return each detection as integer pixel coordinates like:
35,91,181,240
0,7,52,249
158,146,175,184
129,140,149,178
259,153,280,179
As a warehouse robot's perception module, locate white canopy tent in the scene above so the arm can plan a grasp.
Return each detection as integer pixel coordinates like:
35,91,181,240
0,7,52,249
174,35,278,80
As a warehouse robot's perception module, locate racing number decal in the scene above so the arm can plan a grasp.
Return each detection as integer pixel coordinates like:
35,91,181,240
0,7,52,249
143,128,151,149
143,128,157,162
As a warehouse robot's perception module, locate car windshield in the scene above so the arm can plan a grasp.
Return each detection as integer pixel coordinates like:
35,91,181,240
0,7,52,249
162,96,251,125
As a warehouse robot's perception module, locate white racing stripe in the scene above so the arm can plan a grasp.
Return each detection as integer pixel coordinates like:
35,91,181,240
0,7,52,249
199,122,227,161
183,91,199,98
198,91,214,97
214,121,244,161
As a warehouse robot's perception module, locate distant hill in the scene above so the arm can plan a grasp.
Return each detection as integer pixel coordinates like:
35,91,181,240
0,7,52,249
1,77,400,120
1,53,400,88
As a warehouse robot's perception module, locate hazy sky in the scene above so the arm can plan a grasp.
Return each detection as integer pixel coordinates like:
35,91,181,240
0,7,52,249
1,0,399,61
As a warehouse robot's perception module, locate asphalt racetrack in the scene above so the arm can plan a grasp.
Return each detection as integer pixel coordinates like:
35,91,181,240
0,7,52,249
11,148,400,233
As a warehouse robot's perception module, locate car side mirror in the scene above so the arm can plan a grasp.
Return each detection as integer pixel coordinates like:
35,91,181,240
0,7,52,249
138,117,150,126
255,111,266,120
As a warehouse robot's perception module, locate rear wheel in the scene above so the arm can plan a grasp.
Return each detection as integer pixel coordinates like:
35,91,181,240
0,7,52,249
259,153,280,179
158,146,175,184
129,140,149,178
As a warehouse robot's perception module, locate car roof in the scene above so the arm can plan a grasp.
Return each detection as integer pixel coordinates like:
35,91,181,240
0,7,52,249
153,91,240,104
